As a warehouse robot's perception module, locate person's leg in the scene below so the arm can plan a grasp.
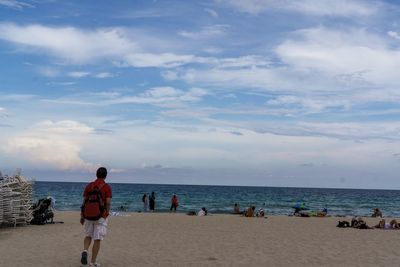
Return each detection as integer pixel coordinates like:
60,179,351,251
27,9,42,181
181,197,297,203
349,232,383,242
82,220,93,265
91,240,101,264
84,236,92,250
81,237,91,264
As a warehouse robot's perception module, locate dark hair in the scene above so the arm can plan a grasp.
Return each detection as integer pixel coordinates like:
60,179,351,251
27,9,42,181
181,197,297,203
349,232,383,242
96,167,107,179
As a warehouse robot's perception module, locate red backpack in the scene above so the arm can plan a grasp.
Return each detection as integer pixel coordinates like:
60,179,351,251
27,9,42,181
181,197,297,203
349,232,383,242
82,183,105,221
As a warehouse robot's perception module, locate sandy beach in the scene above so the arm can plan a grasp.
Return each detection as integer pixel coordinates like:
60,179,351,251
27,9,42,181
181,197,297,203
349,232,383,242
1,212,400,266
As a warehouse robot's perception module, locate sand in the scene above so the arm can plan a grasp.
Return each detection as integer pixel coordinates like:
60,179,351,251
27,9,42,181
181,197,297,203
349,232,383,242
1,212,400,266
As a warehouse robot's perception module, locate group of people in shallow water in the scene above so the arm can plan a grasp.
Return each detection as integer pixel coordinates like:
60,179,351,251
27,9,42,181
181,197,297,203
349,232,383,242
138,193,267,217
140,192,179,213
141,192,156,212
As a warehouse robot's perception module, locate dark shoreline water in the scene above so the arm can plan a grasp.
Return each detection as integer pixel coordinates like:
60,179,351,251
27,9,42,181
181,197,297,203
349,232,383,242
34,181,400,217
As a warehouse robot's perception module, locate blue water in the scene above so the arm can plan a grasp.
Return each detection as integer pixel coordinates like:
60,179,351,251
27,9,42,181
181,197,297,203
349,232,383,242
34,182,400,217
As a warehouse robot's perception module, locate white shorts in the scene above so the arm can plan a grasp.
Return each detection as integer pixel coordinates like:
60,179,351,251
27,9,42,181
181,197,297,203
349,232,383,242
84,217,108,240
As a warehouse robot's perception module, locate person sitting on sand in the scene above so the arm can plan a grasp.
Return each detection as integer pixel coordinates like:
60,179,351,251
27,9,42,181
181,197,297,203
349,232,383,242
256,208,265,218
372,208,382,218
374,219,400,230
198,207,208,216
294,209,310,217
245,206,256,217
317,208,328,217
337,220,351,228
233,203,241,214
351,217,372,229
293,202,307,216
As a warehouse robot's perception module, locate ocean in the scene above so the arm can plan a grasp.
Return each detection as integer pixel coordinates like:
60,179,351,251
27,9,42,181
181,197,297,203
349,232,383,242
34,181,400,217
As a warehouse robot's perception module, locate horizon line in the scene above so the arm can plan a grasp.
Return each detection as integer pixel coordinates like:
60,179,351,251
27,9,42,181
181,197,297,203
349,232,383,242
34,180,400,191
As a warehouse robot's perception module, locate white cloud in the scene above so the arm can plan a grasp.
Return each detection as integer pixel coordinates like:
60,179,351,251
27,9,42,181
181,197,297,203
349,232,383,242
167,27,400,95
37,66,61,77
68,71,90,78
266,95,350,115
218,0,378,16
56,71,113,79
0,0,33,9
388,30,400,40
275,27,400,87
105,86,208,106
145,86,183,98
0,93,36,101
122,52,196,68
0,23,135,64
4,120,96,171
203,46,223,54
95,72,114,78
162,67,307,92
46,81,76,86
82,121,400,176
216,55,271,68
296,122,400,141
178,24,230,39
0,23,201,68
204,8,219,18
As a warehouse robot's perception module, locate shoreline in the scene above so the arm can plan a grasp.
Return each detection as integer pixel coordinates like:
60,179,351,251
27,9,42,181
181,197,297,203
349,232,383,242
1,211,400,266
34,182,400,218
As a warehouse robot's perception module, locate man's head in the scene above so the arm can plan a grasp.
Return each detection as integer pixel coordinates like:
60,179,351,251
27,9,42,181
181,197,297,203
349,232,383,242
96,167,107,179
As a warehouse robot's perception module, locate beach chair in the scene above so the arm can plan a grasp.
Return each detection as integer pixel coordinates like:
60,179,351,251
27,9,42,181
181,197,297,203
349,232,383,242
0,170,34,227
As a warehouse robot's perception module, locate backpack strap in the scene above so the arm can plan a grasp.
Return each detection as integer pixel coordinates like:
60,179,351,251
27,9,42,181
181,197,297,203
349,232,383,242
98,183,106,191
90,182,106,191
84,183,106,201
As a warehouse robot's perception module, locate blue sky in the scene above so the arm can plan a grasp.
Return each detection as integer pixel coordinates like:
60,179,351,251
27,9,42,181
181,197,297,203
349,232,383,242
1,0,400,188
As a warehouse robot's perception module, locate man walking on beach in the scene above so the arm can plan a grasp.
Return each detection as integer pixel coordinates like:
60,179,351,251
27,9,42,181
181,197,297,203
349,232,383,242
80,167,112,267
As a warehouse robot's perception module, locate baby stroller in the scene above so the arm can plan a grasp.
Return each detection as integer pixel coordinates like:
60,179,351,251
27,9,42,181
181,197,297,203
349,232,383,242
30,198,54,225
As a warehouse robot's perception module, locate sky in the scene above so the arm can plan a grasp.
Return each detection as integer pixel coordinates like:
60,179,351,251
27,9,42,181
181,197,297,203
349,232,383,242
1,0,400,188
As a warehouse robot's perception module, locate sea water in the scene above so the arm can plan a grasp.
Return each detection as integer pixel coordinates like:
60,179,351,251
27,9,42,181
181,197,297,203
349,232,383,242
34,181,400,217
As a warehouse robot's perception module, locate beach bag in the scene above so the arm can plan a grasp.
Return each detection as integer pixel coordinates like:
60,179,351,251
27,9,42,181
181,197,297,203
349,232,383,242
82,183,105,221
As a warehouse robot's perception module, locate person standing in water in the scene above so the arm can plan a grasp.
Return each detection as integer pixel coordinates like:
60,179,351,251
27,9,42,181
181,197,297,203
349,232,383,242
170,194,179,212
142,193,148,212
149,192,156,212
